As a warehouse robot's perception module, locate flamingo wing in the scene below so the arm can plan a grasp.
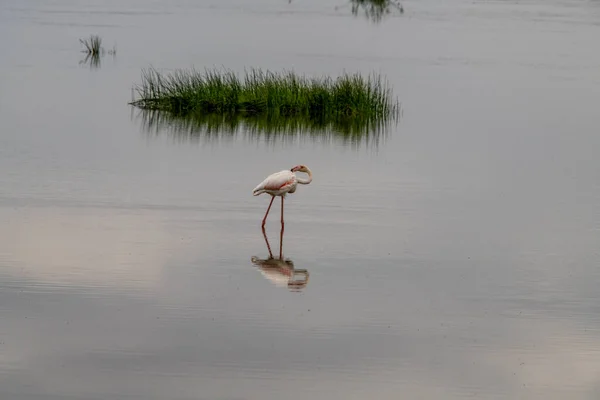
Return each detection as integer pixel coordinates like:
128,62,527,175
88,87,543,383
253,170,296,195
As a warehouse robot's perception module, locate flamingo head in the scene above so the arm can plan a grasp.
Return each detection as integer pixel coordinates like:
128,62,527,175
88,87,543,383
291,164,309,173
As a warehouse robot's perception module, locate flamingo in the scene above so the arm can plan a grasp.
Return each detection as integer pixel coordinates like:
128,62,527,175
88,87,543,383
251,255,310,291
251,224,310,291
252,165,313,227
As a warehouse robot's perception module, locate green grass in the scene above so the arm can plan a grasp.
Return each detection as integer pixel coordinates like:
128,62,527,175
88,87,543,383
79,35,103,56
78,35,116,69
129,67,399,123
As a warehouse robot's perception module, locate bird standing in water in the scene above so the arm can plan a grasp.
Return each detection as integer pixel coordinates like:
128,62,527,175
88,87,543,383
252,165,313,227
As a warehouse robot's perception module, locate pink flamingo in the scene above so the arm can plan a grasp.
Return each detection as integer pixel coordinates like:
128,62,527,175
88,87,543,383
252,165,313,227
251,224,310,291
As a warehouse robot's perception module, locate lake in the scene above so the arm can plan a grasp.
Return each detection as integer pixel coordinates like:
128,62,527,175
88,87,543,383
1,0,600,399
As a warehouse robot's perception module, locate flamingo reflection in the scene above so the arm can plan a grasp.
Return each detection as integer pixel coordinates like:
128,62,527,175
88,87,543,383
251,226,309,291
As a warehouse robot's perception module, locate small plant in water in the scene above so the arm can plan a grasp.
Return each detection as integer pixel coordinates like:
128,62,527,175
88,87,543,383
78,35,117,69
130,67,399,126
79,35,103,56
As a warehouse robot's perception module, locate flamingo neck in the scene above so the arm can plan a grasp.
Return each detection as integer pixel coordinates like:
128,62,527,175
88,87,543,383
296,168,313,185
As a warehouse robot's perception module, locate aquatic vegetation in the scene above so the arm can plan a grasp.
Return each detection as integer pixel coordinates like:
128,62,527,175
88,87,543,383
130,67,400,148
79,35,103,56
350,0,403,22
130,67,399,122
78,35,116,69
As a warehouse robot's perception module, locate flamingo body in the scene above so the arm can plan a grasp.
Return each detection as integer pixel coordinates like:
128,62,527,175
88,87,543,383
252,170,297,197
251,256,309,290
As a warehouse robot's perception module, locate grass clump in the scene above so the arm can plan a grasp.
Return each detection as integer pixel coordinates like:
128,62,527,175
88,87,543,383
130,67,399,123
78,35,116,69
79,35,103,56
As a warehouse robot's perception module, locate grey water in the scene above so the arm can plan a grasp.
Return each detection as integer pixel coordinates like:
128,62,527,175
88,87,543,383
1,0,600,399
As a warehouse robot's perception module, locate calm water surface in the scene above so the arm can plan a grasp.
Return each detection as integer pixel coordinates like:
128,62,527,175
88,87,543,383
1,0,600,399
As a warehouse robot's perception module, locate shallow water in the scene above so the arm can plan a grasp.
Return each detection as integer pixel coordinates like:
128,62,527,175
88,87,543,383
1,0,600,399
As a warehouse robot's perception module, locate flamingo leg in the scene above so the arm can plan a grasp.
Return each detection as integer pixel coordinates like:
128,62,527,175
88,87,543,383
262,196,275,228
281,196,285,225
279,197,285,258
261,225,273,259
279,211,284,259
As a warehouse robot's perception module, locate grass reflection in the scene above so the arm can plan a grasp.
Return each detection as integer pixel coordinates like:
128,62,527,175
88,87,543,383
79,53,102,69
350,0,404,22
134,107,398,148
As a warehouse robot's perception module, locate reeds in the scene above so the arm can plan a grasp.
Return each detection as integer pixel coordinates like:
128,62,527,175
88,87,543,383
130,67,399,123
78,35,116,69
79,35,103,56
